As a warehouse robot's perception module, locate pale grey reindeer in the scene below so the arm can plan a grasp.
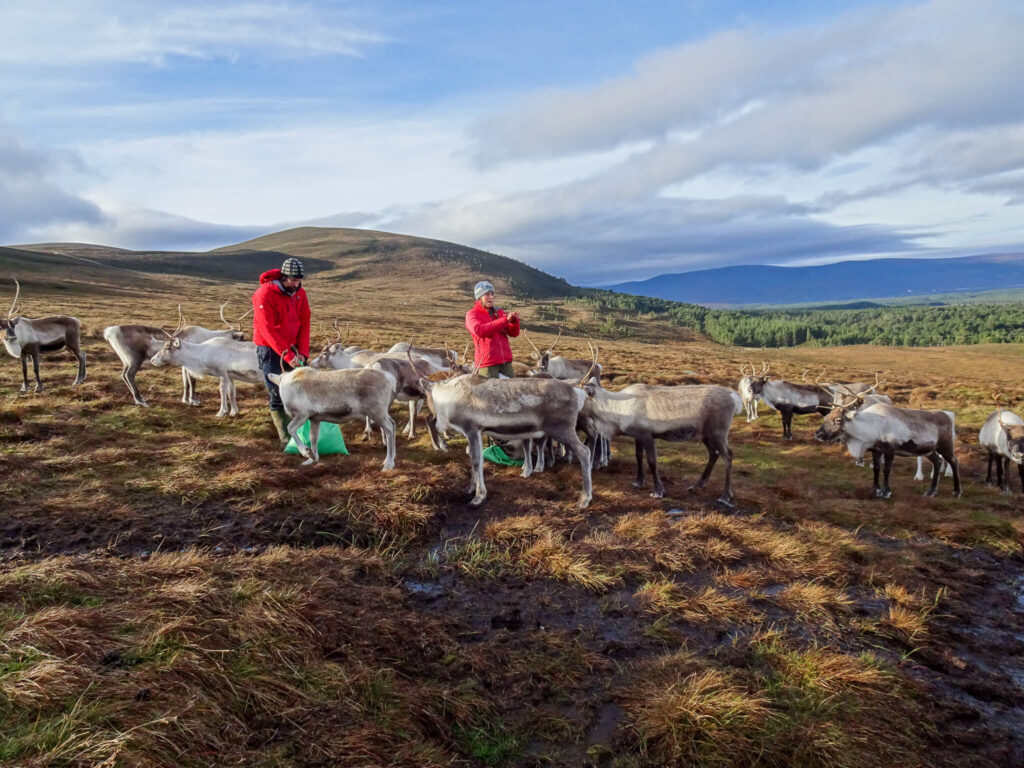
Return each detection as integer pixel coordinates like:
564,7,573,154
979,396,1024,493
523,329,603,381
814,395,961,499
1,279,86,393
582,378,743,506
270,365,399,469
411,353,593,509
103,303,249,407
149,310,261,417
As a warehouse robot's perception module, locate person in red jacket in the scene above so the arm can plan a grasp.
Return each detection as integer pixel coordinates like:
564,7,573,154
465,280,520,377
252,257,311,444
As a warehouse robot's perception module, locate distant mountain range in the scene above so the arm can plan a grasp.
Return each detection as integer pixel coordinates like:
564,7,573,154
609,253,1024,306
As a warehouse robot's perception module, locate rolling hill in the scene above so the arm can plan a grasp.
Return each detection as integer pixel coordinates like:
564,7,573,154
610,253,1024,306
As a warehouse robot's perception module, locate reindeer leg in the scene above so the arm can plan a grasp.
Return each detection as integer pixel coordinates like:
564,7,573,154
31,348,42,393
71,341,86,385
467,430,487,506
287,414,313,462
306,420,322,465
639,436,663,499
781,407,795,440
381,412,397,470
228,379,240,417
880,448,894,498
984,453,994,486
1017,460,1024,495
521,440,534,478
915,456,927,481
632,439,646,488
554,427,592,509
1001,457,1012,494
691,437,720,491
871,450,882,497
216,377,230,417
20,352,30,392
362,416,374,442
403,400,417,439
925,452,941,497
425,412,447,452
123,359,149,407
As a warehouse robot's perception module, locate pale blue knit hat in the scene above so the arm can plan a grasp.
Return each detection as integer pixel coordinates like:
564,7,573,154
474,280,495,300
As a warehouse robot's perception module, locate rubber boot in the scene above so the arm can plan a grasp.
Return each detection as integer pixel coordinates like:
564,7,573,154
270,410,291,446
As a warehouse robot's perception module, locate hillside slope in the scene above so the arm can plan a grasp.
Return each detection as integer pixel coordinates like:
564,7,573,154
611,253,1024,306
13,227,579,303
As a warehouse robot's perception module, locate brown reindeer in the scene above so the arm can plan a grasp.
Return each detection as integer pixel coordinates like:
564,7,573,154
1,279,86,393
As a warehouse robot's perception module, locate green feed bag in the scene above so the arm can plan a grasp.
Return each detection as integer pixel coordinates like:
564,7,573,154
284,421,349,455
483,444,524,466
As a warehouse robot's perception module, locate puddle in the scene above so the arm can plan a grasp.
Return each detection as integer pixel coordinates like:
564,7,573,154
405,580,445,599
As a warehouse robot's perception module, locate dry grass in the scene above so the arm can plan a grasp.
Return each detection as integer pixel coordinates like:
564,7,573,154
0,265,1022,766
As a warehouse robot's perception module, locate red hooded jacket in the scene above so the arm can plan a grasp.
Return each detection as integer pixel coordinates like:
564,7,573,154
465,301,520,368
252,269,311,365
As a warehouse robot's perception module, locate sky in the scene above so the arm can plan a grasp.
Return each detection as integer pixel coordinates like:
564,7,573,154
1,0,1023,286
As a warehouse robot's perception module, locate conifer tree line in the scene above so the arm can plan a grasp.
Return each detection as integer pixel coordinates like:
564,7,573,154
568,291,1024,347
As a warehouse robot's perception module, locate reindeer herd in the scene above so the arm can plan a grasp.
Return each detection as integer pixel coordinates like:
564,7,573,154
4,280,1024,509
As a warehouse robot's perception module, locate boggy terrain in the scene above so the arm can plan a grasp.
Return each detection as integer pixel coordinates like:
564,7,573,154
0,275,1023,767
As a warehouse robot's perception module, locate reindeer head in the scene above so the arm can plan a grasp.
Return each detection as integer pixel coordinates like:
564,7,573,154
746,361,771,395
814,398,858,442
310,319,354,369
993,393,1024,464
151,336,183,367
524,328,562,369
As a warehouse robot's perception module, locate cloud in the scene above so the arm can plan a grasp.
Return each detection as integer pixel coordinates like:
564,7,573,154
0,127,106,243
28,208,271,252
0,1,388,65
375,193,925,285
471,0,1024,184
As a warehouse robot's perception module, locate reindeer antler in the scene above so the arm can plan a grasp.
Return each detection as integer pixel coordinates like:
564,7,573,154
522,330,542,357
549,327,563,352
406,348,433,380
219,302,232,329
578,341,600,386
7,278,21,320
236,308,252,333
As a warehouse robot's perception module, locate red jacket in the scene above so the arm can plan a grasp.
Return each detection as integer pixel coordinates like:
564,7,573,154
465,301,520,368
252,269,311,365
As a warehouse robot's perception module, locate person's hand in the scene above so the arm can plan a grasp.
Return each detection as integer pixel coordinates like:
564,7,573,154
508,311,520,322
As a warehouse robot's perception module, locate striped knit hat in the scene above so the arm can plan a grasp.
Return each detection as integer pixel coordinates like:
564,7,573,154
281,258,305,278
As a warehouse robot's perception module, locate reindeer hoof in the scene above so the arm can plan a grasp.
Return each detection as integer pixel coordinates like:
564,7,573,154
578,495,592,510
631,480,646,489
300,458,315,466
382,462,396,471
649,490,665,499
716,495,734,508
469,496,486,507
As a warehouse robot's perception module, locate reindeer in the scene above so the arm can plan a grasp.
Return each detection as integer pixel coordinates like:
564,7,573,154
388,341,462,369
1,279,86,392
737,363,759,422
814,394,961,499
524,329,603,381
582,377,743,506
979,395,1024,493
103,304,248,407
410,353,593,509
150,317,261,417
746,363,868,439
269,366,399,469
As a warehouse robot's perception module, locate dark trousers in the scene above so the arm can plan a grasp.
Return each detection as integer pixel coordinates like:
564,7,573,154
257,345,287,411
478,362,515,378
